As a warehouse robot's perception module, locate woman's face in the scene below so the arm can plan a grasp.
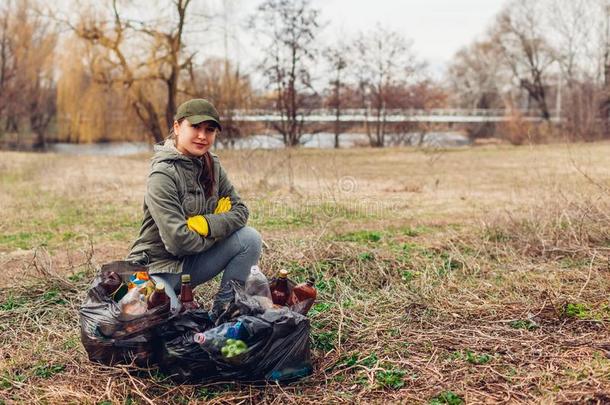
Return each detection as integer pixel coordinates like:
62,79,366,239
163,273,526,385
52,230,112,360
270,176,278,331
174,119,218,157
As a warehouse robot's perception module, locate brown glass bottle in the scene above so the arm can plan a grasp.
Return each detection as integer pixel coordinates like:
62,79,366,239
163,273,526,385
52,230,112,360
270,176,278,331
288,277,317,315
148,282,170,310
271,269,290,306
180,274,200,311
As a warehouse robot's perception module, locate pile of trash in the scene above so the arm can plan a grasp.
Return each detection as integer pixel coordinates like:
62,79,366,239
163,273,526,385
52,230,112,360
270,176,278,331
80,262,314,383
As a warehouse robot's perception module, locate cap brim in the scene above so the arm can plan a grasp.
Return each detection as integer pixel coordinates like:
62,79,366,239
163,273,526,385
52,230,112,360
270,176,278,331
186,115,222,130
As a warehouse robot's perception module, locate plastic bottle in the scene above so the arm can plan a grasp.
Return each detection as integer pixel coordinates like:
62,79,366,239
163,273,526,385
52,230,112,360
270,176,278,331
100,271,128,302
180,274,200,311
225,320,245,340
119,287,147,316
147,282,170,310
193,331,227,356
270,269,290,306
288,277,317,315
245,265,272,298
245,265,273,309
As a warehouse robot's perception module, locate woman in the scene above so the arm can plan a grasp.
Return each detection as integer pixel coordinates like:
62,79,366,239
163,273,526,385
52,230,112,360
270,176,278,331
127,98,262,316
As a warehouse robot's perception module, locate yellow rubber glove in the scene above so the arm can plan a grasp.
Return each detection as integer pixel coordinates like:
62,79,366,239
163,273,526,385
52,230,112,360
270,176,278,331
214,197,232,214
187,215,209,236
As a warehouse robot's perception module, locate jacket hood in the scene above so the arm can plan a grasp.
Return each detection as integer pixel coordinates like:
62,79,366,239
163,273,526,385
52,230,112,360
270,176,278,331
151,138,191,165
151,138,218,166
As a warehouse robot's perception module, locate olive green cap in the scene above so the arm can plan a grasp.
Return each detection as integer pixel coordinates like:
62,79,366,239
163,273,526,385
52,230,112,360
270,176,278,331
174,98,222,130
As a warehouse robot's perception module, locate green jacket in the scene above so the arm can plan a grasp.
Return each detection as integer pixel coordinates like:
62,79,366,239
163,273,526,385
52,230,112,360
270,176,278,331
126,140,249,274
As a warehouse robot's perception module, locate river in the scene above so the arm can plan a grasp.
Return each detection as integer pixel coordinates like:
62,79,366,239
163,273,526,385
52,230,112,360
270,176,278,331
47,132,470,156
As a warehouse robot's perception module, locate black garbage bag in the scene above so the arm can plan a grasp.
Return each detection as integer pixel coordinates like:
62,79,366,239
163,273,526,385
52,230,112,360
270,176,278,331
81,264,313,383
79,261,171,366
157,281,313,383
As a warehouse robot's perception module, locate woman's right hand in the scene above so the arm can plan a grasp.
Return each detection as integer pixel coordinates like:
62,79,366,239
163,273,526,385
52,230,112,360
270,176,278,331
187,215,209,236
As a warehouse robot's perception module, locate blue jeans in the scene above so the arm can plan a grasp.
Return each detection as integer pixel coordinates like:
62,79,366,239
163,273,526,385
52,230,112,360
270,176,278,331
151,226,262,312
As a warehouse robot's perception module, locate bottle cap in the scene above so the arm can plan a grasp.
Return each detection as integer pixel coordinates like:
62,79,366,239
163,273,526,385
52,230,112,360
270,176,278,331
181,274,191,283
279,269,288,278
155,282,165,291
193,333,206,344
307,277,316,285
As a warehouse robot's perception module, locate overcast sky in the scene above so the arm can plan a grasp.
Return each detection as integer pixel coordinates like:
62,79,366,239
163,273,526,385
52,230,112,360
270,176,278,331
315,0,507,69
226,0,509,78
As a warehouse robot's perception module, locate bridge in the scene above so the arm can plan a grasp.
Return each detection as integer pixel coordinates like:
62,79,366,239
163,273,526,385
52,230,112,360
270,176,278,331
228,109,558,124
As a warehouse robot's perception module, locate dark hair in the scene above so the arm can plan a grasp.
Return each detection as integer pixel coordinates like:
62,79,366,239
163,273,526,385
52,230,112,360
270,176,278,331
173,118,215,195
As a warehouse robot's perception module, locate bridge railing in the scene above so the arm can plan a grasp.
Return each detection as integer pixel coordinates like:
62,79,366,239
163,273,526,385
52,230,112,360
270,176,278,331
225,108,556,123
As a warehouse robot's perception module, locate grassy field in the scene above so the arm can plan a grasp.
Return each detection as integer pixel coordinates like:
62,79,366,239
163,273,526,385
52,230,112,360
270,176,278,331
1,142,609,404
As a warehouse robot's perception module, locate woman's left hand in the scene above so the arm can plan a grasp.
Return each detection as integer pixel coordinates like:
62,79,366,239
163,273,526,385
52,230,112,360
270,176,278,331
214,197,232,214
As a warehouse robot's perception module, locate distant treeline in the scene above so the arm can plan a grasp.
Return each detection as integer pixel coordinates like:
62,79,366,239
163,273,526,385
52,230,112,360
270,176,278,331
1,0,609,149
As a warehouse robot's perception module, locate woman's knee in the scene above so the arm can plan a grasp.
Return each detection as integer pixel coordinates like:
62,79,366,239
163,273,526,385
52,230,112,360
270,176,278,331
236,226,262,254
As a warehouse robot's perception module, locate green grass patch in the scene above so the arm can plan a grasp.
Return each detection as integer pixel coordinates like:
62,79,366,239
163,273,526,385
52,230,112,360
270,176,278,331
565,303,590,319
398,225,432,237
336,230,382,243
400,270,417,283
452,350,493,365
375,368,406,390
32,363,65,379
0,295,28,311
0,371,27,389
0,231,54,250
41,289,68,305
509,319,539,330
429,391,464,405
358,251,375,261
312,330,337,352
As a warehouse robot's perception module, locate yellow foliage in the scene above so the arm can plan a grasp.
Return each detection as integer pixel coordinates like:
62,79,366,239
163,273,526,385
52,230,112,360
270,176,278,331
56,36,144,143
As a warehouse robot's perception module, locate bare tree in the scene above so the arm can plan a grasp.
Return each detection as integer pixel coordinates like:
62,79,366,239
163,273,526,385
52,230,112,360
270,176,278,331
447,40,505,110
192,57,253,148
353,25,422,147
548,0,601,139
69,0,197,143
598,0,610,136
250,0,321,147
323,41,350,148
492,0,557,121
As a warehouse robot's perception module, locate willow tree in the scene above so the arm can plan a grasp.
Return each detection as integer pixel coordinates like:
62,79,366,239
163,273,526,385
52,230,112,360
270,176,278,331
56,36,142,143
0,0,56,148
69,0,198,143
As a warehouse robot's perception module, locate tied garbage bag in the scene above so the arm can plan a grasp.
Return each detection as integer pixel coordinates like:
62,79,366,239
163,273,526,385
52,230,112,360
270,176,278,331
81,263,313,383
79,261,170,366
158,281,313,383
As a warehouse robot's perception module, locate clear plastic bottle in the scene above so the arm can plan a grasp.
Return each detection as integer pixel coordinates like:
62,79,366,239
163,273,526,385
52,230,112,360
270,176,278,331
245,266,272,298
193,331,227,356
119,287,147,316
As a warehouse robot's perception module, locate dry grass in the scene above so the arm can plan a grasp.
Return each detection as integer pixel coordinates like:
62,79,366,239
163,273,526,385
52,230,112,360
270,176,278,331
1,142,610,404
